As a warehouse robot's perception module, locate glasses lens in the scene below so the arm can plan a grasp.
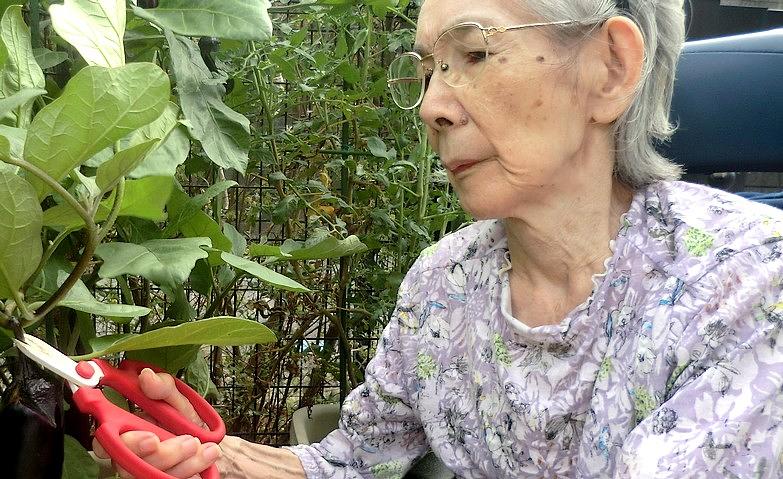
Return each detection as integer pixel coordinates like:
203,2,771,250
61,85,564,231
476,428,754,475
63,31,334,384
434,24,488,88
388,53,425,109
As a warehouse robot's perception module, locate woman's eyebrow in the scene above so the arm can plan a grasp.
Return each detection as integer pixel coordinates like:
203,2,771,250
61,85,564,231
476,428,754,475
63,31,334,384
413,44,430,56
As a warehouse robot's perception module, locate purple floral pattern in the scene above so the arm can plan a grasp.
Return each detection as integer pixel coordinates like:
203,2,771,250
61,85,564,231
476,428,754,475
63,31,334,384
288,181,783,478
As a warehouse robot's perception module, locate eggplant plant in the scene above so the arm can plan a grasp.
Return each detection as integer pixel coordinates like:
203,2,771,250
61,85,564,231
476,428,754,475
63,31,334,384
0,0,367,475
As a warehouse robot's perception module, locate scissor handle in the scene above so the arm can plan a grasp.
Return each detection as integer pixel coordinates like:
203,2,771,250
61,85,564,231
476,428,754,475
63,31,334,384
74,387,220,479
92,359,225,444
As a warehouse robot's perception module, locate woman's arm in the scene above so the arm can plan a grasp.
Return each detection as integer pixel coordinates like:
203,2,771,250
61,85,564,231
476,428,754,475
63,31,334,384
218,435,306,479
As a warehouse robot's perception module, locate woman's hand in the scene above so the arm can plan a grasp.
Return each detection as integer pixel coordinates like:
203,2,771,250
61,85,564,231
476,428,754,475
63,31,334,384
91,368,221,479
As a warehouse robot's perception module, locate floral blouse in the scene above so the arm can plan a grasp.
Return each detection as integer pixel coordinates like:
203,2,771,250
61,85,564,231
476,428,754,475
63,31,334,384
287,181,783,478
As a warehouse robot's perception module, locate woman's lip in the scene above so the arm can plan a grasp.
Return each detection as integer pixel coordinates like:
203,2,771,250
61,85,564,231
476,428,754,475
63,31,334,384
449,160,480,174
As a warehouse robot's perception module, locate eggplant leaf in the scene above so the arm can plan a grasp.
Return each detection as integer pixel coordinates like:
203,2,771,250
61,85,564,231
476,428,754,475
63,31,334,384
131,0,272,41
0,6,46,127
49,0,125,68
95,139,159,193
127,102,190,178
249,231,368,260
165,30,250,173
221,252,310,292
0,88,46,119
55,272,151,318
42,176,173,229
32,48,69,70
80,316,277,358
0,169,42,300
24,63,169,197
94,237,211,296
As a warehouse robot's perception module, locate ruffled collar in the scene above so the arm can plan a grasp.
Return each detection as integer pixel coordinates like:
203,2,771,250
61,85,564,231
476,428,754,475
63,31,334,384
495,187,645,343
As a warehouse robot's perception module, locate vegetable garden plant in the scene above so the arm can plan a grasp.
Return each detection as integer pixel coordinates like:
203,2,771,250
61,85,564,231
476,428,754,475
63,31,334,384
0,0,466,476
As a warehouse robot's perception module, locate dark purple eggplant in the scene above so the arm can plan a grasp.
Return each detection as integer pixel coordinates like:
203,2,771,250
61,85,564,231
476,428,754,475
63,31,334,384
0,353,65,479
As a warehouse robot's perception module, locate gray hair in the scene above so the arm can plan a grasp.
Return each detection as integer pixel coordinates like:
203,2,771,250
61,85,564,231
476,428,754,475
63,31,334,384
521,0,686,188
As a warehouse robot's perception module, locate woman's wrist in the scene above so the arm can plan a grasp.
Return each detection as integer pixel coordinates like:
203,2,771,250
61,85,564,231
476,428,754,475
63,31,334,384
217,435,307,479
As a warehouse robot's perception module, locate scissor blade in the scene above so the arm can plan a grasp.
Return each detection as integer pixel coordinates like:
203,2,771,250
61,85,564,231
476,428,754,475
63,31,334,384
13,335,99,388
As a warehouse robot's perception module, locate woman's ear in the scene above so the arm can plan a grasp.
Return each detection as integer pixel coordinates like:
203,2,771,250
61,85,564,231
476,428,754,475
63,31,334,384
586,16,645,125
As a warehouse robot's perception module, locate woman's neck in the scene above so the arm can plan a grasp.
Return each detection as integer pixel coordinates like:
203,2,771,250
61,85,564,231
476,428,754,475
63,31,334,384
503,178,634,298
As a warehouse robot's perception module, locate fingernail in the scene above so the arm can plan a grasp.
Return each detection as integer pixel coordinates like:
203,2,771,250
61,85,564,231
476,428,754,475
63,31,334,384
203,444,221,461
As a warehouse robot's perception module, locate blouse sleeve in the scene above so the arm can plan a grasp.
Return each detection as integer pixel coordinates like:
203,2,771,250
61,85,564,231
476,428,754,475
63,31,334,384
616,249,783,478
285,263,430,478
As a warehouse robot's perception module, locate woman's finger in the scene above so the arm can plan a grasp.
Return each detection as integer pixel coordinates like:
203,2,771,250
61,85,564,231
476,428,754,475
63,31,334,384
138,368,206,428
163,442,222,479
133,435,202,472
92,436,109,459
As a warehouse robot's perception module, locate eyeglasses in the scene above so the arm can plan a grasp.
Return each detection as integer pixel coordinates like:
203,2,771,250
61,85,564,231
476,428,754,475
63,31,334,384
387,20,593,110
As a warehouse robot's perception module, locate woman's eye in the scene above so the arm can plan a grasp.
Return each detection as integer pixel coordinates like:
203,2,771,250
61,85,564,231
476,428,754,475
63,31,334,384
466,51,488,63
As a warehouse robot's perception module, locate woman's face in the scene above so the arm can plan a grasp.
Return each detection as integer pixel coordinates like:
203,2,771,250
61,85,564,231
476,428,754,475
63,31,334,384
417,0,601,219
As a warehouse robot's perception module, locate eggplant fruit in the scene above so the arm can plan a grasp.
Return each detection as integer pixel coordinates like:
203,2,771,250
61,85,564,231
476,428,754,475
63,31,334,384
0,354,65,479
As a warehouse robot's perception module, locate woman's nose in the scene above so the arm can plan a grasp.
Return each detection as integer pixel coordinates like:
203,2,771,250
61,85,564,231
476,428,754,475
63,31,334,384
418,75,460,131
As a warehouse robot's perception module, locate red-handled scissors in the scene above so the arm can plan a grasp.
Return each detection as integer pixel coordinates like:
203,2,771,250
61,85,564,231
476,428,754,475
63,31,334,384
13,334,225,479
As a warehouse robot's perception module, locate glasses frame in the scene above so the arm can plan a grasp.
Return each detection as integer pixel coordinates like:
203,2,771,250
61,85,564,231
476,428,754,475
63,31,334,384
387,19,591,110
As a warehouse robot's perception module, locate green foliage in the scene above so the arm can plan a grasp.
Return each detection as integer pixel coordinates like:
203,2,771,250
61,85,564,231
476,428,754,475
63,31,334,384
0,0,463,453
132,0,274,41
61,435,98,479
165,30,251,173
80,317,277,358
49,0,126,68
0,5,45,127
24,63,170,196
95,238,211,296
0,169,41,299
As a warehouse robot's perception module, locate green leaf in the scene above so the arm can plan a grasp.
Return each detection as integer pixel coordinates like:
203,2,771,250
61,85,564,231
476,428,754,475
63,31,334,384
62,435,99,479
96,139,159,193
126,344,200,374
127,102,190,178
165,31,250,173
221,252,310,292
366,136,396,160
223,222,246,256
184,352,219,399
166,187,231,265
95,237,211,296
33,48,69,70
163,180,236,237
131,0,272,41
49,0,125,68
0,5,45,128
0,124,26,163
80,316,277,358
43,176,172,229
0,170,42,299
249,231,368,261
56,271,151,319
24,63,170,197
0,88,46,119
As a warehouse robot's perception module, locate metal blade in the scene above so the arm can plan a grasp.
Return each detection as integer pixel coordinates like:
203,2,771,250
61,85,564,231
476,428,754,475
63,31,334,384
13,335,101,388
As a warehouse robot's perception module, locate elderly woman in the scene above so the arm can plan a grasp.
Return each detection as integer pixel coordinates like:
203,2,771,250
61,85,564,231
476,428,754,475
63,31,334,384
98,0,783,477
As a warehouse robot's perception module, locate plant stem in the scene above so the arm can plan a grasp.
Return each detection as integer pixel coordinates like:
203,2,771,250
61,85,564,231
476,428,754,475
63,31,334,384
24,228,74,291
33,227,98,323
203,272,245,319
386,7,417,28
360,8,373,85
98,177,125,242
9,287,35,325
249,42,282,172
3,156,96,231
117,275,136,306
